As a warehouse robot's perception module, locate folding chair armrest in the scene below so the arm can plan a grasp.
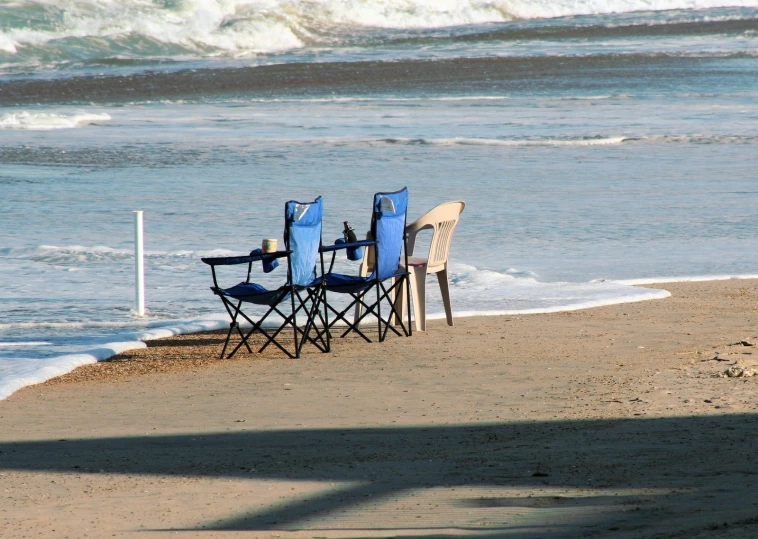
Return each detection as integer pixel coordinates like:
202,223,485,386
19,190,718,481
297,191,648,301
202,255,257,266
202,250,291,266
250,249,292,261
320,239,375,253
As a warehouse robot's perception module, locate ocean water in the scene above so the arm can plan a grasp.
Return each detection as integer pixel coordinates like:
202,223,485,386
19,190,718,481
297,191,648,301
1,0,758,400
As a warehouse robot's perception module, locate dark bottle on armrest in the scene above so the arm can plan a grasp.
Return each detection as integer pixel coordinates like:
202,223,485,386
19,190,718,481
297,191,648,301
343,221,363,261
344,221,358,243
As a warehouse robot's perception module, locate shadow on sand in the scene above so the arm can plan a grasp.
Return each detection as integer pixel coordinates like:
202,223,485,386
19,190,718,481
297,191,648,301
2,414,758,536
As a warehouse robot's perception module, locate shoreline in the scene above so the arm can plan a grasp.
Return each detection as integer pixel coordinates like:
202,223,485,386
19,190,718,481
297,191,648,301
3,273,758,401
1,279,758,536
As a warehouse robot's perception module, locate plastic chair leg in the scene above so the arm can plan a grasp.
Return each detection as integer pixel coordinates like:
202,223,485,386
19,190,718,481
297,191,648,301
437,267,454,326
410,266,427,331
353,255,372,327
353,291,364,328
393,276,405,327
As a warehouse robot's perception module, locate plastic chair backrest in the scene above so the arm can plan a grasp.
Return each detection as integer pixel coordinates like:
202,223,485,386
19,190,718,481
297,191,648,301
284,196,323,287
406,201,465,269
371,187,408,281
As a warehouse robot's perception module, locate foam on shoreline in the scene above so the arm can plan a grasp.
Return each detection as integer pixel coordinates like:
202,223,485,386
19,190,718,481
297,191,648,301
0,341,146,401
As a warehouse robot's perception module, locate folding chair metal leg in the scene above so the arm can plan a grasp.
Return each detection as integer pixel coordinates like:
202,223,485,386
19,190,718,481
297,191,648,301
218,297,253,359
328,295,373,343
220,321,249,359
243,288,330,359
321,286,331,352
378,279,406,341
376,281,383,342
297,288,326,356
290,289,299,358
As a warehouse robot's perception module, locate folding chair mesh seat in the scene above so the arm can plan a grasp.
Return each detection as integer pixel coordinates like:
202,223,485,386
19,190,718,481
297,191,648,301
202,196,329,359
320,187,412,342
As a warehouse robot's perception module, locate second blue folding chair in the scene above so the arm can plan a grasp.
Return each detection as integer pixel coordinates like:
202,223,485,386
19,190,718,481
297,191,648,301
319,187,412,342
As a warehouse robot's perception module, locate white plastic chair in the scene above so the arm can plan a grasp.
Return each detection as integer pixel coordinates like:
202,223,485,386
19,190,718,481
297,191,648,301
355,201,465,331
404,201,465,331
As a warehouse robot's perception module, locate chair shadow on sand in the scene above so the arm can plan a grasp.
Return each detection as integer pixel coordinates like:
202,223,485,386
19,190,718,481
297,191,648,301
2,414,758,536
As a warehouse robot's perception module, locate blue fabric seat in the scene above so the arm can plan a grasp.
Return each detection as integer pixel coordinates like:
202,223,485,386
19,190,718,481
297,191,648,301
202,196,329,359
319,188,412,342
216,282,283,304
319,273,375,294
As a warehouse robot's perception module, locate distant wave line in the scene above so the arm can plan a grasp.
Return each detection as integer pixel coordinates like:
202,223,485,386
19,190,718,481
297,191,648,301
0,245,237,264
1,133,755,172
376,134,758,147
239,96,512,103
378,136,629,147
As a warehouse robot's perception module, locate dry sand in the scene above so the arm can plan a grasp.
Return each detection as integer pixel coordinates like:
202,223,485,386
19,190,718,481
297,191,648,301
1,279,758,538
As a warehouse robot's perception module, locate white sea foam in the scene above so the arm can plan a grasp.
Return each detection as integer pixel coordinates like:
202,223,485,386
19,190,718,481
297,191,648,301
0,340,146,401
433,264,672,315
136,318,229,341
0,317,230,401
0,111,111,130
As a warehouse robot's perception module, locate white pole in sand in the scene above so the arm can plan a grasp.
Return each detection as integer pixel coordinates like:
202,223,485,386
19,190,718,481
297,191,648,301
134,210,145,316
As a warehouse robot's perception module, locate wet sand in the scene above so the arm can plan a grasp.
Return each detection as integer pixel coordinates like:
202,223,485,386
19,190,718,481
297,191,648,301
1,279,758,537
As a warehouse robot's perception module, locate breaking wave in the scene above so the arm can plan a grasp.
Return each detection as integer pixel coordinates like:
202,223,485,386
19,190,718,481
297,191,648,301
1,0,756,67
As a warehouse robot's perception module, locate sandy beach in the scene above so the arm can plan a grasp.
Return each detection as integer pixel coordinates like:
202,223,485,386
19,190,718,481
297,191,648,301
2,279,758,537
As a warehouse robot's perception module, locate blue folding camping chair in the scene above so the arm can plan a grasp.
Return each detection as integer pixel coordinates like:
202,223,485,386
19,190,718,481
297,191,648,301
201,196,329,359
319,188,412,342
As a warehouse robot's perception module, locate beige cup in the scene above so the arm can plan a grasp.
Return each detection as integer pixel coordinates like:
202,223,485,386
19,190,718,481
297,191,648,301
262,238,278,253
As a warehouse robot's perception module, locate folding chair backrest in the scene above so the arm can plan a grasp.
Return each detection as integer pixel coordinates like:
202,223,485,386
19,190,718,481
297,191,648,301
372,187,408,280
284,196,323,287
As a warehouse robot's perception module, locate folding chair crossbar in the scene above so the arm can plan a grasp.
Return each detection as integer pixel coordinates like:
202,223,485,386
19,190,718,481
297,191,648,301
324,274,410,342
252,288,329,357
324,292,375,342
221,283,329,359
